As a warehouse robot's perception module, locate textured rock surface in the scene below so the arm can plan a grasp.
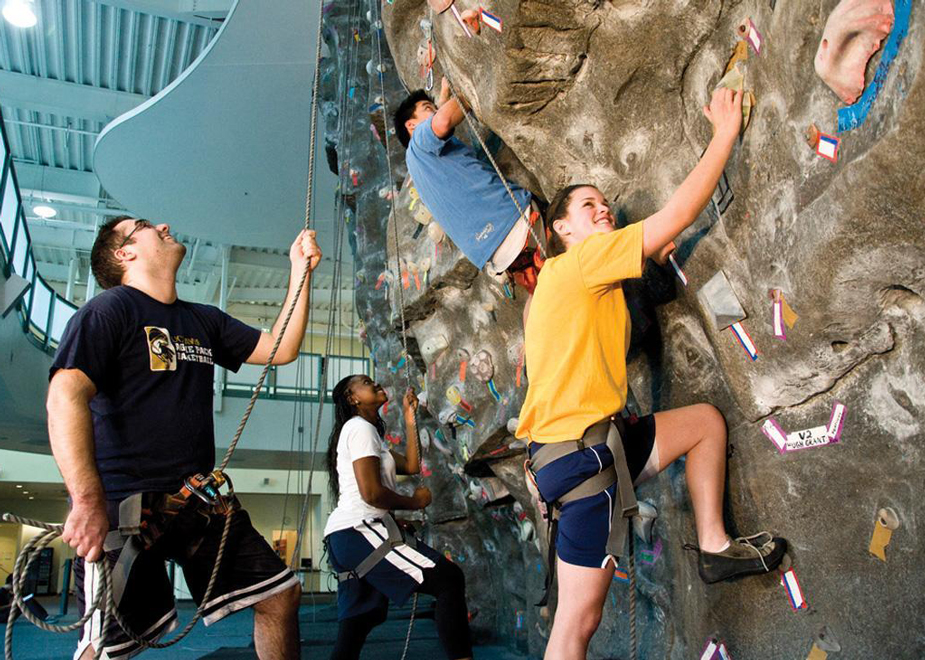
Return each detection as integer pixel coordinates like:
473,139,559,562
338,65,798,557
321,0,924,657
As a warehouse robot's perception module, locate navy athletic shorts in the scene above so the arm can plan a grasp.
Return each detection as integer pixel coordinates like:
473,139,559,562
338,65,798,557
74,500,298,660
326,518,446,620
529,414,658,568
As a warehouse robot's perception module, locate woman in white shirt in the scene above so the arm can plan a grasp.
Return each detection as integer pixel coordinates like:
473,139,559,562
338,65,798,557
323,374,473,660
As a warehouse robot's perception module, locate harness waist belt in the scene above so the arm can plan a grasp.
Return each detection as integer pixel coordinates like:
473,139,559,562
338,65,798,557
528,416,639,605
336,515,416,583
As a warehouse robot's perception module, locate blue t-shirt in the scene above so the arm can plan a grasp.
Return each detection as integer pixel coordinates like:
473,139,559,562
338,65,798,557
50,285,260,500
406,117,530,269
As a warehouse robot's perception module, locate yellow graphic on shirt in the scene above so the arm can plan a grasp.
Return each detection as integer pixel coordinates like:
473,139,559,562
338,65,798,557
144,326,177,372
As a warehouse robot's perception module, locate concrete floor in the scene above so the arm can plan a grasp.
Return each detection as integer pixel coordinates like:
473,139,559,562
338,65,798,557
6,595,535,659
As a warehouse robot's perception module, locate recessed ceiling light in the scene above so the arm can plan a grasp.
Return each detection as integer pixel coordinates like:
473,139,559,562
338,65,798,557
15,484,22,489
33,204,56,218
28,496,34,500
2,0,37,28
22,490,28,494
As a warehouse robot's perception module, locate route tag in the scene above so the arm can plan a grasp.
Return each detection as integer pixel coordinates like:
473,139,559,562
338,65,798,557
816,133,839,162
480,7,502,32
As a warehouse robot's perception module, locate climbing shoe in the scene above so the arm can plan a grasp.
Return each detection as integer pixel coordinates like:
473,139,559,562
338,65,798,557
692,532,787,584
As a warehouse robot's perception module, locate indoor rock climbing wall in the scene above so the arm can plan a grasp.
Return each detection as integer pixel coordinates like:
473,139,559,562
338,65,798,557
322,0,924,657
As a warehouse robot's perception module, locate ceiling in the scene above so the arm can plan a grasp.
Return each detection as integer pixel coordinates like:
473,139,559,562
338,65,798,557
0,0,354,332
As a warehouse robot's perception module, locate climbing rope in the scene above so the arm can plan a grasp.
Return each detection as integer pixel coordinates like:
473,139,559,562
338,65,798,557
628,531,638,660
369,1,427,657
3,0,329,657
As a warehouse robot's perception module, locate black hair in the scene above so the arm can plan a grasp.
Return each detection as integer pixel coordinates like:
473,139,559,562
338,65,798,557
326,374,386,501
393,90,433,149
90,215,137,289
544,184,597,257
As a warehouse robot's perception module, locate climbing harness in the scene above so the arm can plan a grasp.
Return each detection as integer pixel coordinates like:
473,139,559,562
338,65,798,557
2,0,330,657
524,416,640,660
333,515,418,583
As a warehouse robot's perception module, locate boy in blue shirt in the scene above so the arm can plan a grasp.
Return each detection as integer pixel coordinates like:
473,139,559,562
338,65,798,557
394,78,545,295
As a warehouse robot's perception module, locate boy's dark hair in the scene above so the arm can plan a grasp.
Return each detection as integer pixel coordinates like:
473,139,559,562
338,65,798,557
393,89,433,149
545,184,595,257
90,215,136,290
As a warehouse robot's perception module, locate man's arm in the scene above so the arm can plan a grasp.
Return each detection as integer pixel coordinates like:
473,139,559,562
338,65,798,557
47,369,109,563
641,88,743,261
431,77,466,139
247,229,322,365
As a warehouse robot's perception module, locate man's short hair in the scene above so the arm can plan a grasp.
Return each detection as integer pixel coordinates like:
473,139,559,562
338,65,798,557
393,89,433,149
545,184,592,258
90,215,136,290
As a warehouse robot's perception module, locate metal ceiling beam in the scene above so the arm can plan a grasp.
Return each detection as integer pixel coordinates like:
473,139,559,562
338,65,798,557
13,163,103,199
0,70,148,123
89,1,232,27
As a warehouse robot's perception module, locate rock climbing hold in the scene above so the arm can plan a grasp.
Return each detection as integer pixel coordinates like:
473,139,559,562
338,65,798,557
419,333,448,364
419,427,431,451
632,500,658,543
837,0,911,131
869,506,900,561
698,270,747,330
460,8,480,34
480,7,502,33
815,0,894,105
446,384,473,412
812,625,842,655
469,349,494,382
725,40,749,74
427,222,446,244
426,0,453,13
716,64,756,131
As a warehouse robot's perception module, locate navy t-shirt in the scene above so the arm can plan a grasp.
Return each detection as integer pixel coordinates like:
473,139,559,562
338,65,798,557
50,285,261,500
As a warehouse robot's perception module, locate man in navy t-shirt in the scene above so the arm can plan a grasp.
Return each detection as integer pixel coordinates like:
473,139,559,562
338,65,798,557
394,78,546,301
48,215,320,659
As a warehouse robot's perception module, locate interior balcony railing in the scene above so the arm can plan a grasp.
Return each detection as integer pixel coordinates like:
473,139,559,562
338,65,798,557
0,104,370,400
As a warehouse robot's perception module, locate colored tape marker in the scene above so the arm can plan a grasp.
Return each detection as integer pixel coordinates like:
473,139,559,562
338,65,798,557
761,417,788,453
816,133,839,162
668,253,688,286
826,401,846,441
773,298,787,339
730,321,758,360
450,4,473,37
869,507,900,561
480,7,502,32
780,566,808,610
838,0,911,132
613,568,629,583
487,378,501,402
700,638,719,660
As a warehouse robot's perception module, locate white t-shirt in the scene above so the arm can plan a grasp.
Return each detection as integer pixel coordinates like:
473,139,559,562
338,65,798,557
323,417,399,537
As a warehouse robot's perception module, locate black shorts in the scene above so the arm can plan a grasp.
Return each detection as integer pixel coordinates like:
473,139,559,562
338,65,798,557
74,500,298,660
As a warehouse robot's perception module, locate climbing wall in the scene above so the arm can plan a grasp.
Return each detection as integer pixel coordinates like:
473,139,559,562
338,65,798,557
322,0,924,657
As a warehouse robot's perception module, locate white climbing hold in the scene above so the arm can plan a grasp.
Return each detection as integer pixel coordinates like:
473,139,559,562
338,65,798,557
632,500,658,544
506,417,519,434
469,349,494,382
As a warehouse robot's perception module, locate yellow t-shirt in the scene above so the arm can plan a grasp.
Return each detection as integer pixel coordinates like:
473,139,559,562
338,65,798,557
516,223,644,443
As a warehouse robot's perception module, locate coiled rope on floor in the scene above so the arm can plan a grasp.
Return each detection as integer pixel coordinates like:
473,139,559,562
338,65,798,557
2,1,329,658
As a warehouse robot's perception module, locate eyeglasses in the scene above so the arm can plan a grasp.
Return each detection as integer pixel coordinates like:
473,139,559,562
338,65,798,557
118,219,153,249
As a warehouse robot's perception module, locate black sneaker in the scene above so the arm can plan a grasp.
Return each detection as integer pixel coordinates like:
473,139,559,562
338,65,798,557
694,532,788,584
